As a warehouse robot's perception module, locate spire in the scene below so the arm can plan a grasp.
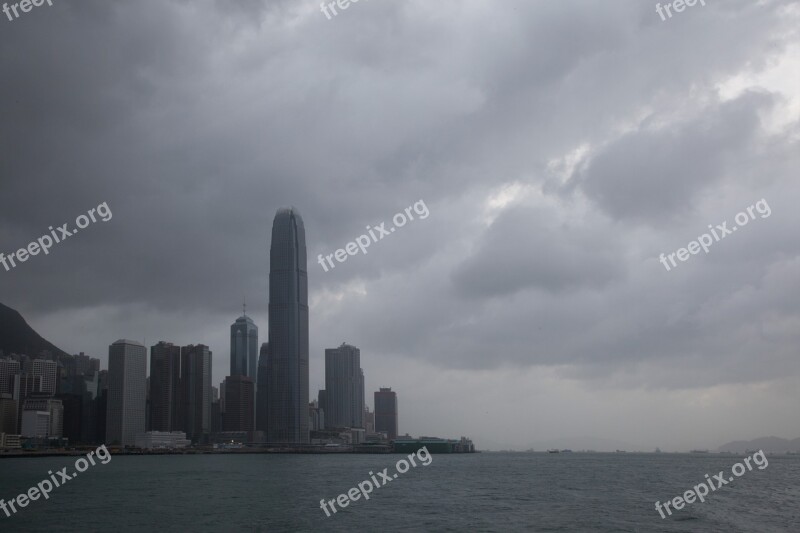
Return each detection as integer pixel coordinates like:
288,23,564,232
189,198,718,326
243,297,247,317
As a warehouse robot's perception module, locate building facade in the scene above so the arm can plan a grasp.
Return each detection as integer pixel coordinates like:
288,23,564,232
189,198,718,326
181,344,212,442
265,207,309,444
223,375,254,432
324,343,364,429
374,388,398,440
149,342,181,432
106,339,147,446
230,314,258,382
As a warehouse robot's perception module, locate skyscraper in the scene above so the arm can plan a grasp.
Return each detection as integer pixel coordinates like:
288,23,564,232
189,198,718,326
181,344,212,442
223,375,254,432
0,358,20,395
374,388,398,440
29,359,57,396
256,342,269,432
265,207,309,444
230,312,258,381
106,340,147,446
324,343,364,429
149,342,181,432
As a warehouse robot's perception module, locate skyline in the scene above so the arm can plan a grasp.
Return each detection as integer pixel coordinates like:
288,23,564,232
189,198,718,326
1,0,799,452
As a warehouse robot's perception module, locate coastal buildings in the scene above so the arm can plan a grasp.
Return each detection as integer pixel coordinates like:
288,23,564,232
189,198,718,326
223,375,254,432
375,388,398,440
230,312,258,382
149,342,181,432
106,339,147,446
181,344,212,442
134,431,190,449
0,394,17,434
256,342,269,432
21,397,63,438
324,343,364,430
265,207,309,444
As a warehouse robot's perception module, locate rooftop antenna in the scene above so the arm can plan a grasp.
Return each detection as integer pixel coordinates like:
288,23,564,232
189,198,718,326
243,297,247,317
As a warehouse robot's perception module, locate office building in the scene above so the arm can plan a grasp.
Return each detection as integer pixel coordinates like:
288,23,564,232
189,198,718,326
324,343,364,429
149,342,181,432
256,343,269,432
106,339,147,446
374,388,398,440
0,394,18,435
0,358,20,395
265,207,309,443
21,397,63,438
30,359,57,396
230,311,258,382
223,375,254,432
181,344,211,442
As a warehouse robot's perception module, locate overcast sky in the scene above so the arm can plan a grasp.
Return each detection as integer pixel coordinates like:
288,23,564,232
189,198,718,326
1,0,798,451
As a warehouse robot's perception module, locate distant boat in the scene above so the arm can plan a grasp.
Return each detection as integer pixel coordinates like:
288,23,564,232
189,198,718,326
745,449,757,454
690,449,709,453
615,450,626,453
547,449,560,453
654,448,662,453
561,449,573,453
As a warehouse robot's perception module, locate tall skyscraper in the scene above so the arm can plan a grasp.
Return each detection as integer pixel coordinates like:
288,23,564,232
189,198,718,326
106,340,147,446
265,207,309,444
149,342,181,432
230,311,258,381
256,342,269,432
181,344,212,443
324,343,364,429
223,375,254,432
374,388,398,440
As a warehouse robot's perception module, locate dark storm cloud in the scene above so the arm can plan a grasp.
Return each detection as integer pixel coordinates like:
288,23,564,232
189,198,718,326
1,0,799,448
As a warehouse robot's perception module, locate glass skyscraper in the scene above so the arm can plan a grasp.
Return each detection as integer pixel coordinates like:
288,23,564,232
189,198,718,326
266,207,309,444
230,314,258,381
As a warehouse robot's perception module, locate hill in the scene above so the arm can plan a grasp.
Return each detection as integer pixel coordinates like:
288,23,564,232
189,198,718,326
0,302,69,359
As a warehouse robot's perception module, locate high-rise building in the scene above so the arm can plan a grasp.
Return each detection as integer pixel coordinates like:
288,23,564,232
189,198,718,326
324,343,364,429
149,342,181,432
0,394,18,435
0,358,20,395
106,340,147,446
30,359,57,396
256,343,269,432
230,313,258,382
374,388,398,440
223,375,254,432
181,344,211,442
265,207,309,444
